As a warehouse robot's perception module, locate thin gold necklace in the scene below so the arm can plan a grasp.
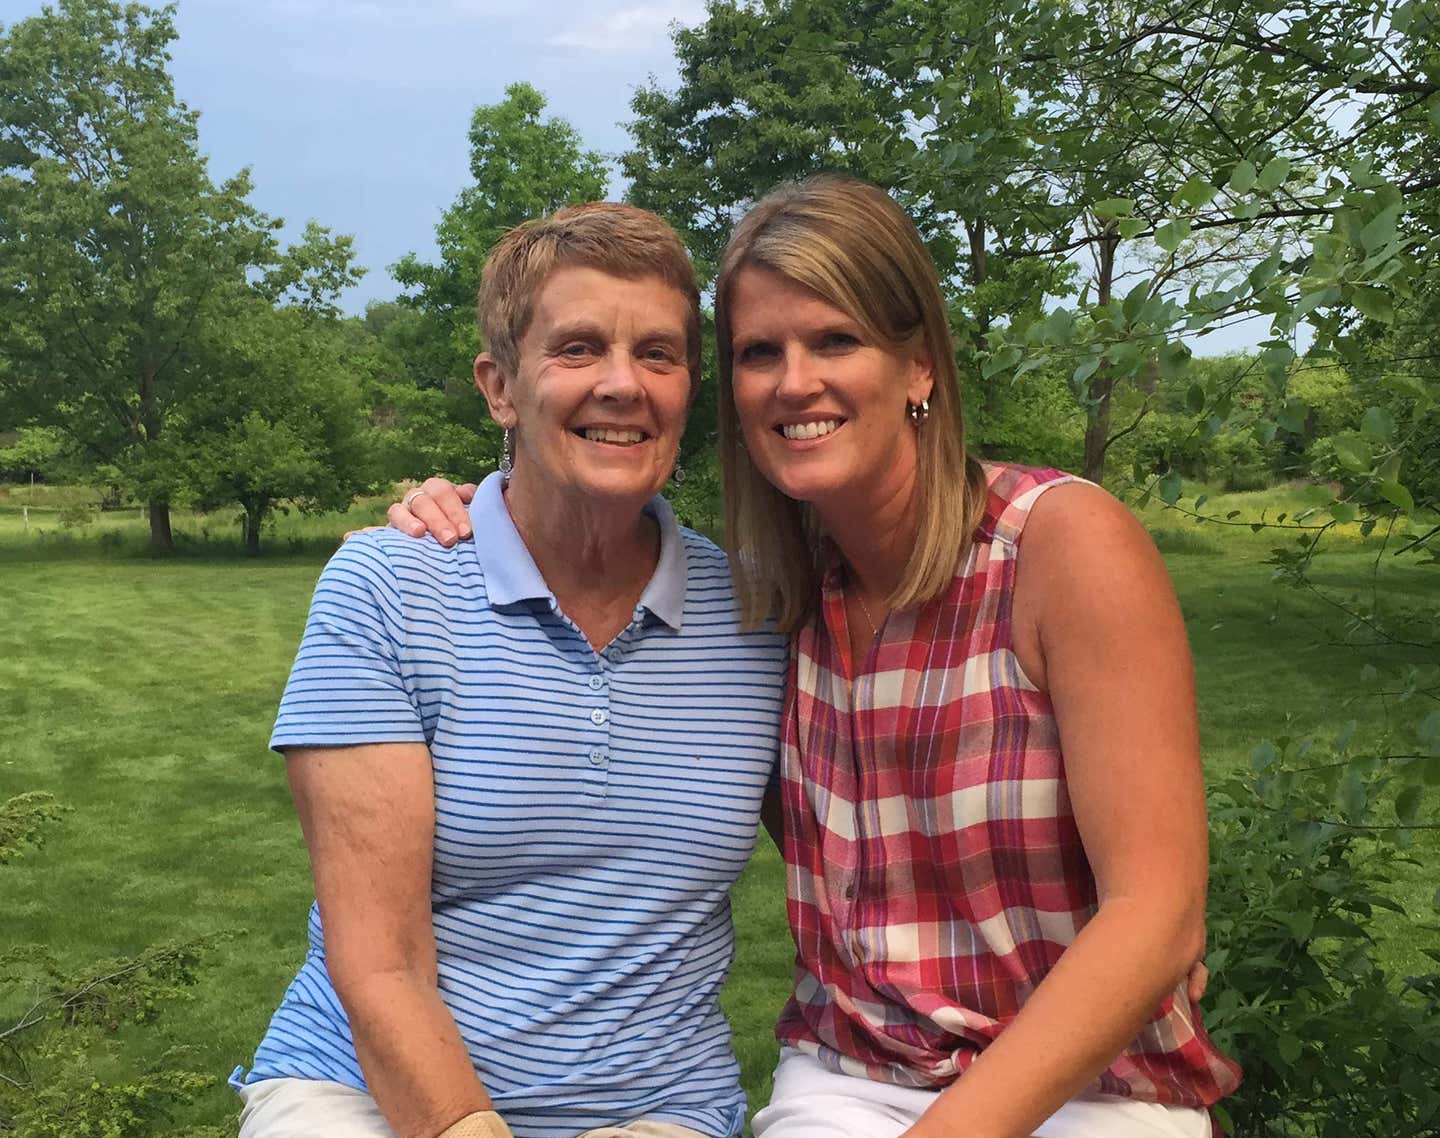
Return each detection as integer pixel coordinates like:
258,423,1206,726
854,587,880,636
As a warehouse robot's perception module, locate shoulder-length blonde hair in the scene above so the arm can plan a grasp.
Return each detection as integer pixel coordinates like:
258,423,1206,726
715,175,989,633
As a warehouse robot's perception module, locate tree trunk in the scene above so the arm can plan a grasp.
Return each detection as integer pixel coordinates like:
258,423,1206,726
139,356,174,553
963,216,1000,422
148,501,173,553
1082,371,1116,483
1081,228,1122,486
243,505,264,556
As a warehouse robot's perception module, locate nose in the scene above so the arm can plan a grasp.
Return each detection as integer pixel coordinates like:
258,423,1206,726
775,345,824,401
594,347,644,402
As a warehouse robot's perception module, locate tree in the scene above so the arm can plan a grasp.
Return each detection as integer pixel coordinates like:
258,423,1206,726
178,303,375,555
624,1,903,284
359,305,500,485
393,82,609,380
624,0,1436,482
0,0,360,551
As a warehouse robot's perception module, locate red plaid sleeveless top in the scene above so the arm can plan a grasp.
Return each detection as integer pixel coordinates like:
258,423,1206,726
775,462,1241,1107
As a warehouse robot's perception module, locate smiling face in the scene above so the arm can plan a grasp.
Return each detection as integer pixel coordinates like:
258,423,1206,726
726,264,934,516
475,266,693,513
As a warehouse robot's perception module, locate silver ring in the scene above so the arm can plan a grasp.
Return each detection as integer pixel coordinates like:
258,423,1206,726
402,488,427,509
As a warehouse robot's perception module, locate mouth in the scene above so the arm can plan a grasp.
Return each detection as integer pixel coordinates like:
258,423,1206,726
776,418,844,442
574,427,649,447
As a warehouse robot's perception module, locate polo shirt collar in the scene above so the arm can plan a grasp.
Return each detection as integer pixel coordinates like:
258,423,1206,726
468,472,687,631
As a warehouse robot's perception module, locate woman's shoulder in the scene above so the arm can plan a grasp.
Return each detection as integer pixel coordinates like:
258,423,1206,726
975,461,1098,549
322,527,479,602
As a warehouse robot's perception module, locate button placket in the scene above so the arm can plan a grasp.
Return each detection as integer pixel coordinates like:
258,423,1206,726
580,662,613,800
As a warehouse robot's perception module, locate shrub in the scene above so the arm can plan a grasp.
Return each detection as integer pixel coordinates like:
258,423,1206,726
58,501,96,529
1205,739,1440,1137
1,804,233,1137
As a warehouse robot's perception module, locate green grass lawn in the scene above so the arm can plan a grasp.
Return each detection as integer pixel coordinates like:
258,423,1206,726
0,482,1435,1131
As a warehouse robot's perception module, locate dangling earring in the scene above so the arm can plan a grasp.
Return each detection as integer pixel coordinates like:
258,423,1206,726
671,461,687,485
499,427,514,482
907,398,930,427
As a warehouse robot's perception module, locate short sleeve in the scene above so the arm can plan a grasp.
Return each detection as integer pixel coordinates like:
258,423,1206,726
269,535,426,752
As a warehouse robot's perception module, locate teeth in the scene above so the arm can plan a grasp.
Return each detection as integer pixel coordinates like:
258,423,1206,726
780,419,840,441
582,428,645,445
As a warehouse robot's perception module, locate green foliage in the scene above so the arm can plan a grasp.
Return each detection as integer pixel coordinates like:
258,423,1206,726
963,363,1084,469
177,304,377,553
12,1059,224,1138
0,429,77,483
0,0,362,550
0,792,66,863
1206,746,1440,1136
369,380,498,485
1,824,231,1138
663,446,723,538
393,82,609,372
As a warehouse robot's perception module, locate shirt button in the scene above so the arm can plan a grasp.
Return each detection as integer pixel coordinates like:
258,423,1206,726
591,708,608,725
589,747,607,766
588,674,604,691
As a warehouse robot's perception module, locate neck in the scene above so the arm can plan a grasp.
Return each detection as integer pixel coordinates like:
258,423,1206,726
503,472,659,603
813,462,921,602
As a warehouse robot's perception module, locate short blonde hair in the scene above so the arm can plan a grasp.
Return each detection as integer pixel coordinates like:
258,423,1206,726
478,202,702,391
715,175,989,633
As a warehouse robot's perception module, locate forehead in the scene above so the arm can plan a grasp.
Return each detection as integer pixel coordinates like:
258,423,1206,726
727,264,852,336
524,266,690,344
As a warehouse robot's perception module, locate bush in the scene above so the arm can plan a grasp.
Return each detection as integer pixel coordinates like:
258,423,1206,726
1205,739,1440,1137
965,366,1085,470
1209,433,1270,492
1,803,233,1137
58,500,96,529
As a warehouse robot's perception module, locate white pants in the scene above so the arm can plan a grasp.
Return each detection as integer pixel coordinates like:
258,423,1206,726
751,1049,1212,1138
236,1078,714,1138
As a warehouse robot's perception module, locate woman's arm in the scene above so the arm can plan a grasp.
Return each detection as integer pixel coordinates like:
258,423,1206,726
904,483,1210,1138
287,742,495,1138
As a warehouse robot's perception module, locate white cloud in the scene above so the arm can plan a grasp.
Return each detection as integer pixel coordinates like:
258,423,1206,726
548,1,704,54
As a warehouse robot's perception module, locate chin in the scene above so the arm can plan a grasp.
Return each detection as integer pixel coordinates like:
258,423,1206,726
755,459,845,506
574,467,666,503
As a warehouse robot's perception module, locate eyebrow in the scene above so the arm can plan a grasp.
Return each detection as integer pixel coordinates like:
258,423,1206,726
542,323,687,349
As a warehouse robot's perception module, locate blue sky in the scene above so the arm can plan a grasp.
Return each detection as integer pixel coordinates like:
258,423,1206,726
0,0,705,312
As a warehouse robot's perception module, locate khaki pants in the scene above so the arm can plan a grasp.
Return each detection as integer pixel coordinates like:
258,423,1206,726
237,1078,715,1138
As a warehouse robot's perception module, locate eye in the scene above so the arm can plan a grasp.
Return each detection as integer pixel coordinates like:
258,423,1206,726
559,341,597,360
642,344,681,364
820,331,860,351
737,340,779,364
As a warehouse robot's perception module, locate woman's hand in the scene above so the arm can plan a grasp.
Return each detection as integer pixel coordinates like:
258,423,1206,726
387,478,478,546
1188,958,1209,1003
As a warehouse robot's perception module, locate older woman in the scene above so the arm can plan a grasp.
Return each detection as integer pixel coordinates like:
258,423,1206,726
232,203,786,1138
391,178,1237,1138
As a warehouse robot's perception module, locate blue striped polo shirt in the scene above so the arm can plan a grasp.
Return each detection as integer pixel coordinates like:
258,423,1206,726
234,473,787,1137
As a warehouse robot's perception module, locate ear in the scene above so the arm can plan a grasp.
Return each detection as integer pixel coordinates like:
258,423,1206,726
906,349,935,408
474,353,517,428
